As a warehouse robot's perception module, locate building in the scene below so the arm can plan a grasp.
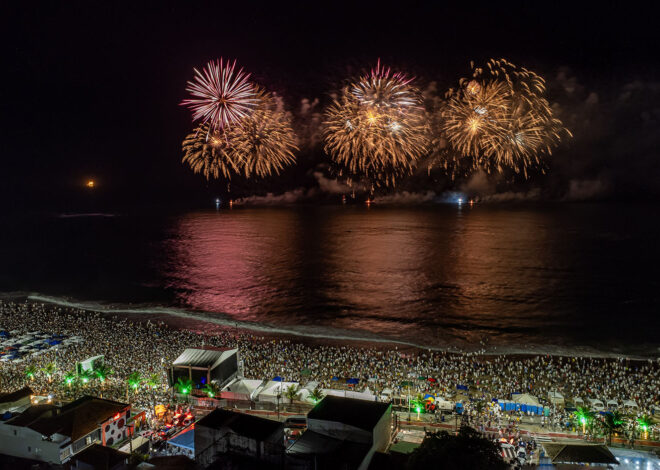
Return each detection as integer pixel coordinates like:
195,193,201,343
0,386,33,414
0,395,130,465
287,396,392,470
541,443,619,467
70,443,129,470
168,346,239,389
194,408,284,467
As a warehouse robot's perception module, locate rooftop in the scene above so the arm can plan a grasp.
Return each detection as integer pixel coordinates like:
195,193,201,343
287,430,370,468
172,347,237,369
8,395,129,441
542,443,618,465
196,408,282,441
0,386,33,403
307,396,390,432
73,443,129,470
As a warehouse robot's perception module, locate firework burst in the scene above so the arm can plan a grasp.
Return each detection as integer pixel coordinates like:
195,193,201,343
441,58,571,178
181,59,259,132
225,97,298,178
324,62,429,187
182,93,297,180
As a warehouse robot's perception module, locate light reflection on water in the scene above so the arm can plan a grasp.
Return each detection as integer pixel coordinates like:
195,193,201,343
161,205,660,353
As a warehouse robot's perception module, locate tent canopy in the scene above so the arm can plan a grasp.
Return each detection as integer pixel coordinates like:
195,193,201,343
511,393,540,406
168,428,194,451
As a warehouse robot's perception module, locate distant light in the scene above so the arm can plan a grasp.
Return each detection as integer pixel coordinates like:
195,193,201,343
457,198,463,205
86,180,95,188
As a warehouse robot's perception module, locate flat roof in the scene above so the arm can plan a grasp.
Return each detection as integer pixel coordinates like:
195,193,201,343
307,396,390,432
0,386,33,403
74,443,128,469
196,408,282,441
542,443,618,465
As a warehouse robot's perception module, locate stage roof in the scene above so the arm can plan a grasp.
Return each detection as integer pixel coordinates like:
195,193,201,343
172,347,237,369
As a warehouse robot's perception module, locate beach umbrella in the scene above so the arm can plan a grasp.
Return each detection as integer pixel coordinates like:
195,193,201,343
400,381,414,387
272,376,283,382
301,368,311,376
417,376,427,381
427,378,437,383
347,378,359,385
424,394,435,402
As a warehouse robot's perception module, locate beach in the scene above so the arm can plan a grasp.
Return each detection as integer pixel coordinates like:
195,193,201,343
1,300,658,432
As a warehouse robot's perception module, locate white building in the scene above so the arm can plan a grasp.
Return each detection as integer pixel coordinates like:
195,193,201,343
0,395,130,464
288,396,392,470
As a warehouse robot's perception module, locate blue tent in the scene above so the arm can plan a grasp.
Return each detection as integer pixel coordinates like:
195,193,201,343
0,331,9,337
331,376,339,381
456,384,468,391
272,376,283,382
346,378,359,385
455,403,464,414
169,428,194,452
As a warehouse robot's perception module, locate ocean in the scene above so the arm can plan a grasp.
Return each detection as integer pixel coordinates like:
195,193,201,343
1,203,659,357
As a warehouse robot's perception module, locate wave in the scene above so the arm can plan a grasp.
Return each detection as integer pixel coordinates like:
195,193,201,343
11,293,655,359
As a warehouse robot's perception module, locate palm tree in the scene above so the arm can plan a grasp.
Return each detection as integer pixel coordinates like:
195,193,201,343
284,384,300,405
94,364,112,384
25,365,36,381
202,382,220,398
309,387,324,404
41,362,56,383
145,373,161,410
126,372,142,401
79,369,93,386
175,377,194,403
146,373,161,390
575,407,595,436
64,371,76,388
601,411,624,445
638,415,652,438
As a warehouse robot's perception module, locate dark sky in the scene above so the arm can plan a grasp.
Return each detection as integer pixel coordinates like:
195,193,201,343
2,1,659,209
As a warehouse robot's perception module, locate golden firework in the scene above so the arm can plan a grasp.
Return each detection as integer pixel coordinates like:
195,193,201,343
441,58,571,178
324,64,430,187
182,93,297,180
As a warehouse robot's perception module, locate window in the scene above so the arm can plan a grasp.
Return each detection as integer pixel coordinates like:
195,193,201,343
85,436,92,445
27,446,31,452
13,430,17,436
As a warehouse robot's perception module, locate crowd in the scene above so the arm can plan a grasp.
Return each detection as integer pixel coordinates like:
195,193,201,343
1,300,658,436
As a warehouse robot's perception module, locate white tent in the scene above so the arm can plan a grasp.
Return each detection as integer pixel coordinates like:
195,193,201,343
258,381,299,403
623,399,639,409
588,398,604,410
548,391,564,405
223,378,263,399
606,399,618,408
573,397,585,405
511,393,540,406
298,381,320,402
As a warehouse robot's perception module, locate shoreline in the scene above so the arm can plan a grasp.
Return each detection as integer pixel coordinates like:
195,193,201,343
8,294,660,361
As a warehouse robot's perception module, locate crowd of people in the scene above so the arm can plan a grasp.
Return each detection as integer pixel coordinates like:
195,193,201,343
1,300,658,439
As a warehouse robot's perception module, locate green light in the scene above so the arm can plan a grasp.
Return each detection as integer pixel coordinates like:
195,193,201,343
416,406,421,413
641,425,648,432
580,417,586,425
208,392,214,398
82,378,89,384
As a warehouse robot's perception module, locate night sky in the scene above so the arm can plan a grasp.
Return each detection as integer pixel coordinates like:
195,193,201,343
3,1,659,210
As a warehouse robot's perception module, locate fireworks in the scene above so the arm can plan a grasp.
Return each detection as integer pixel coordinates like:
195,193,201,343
351,59,417,109
182,124,238,180
441,58,571,177
324,62,429,186
181,59,259,133
181,93,297,180
224,102,298,178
